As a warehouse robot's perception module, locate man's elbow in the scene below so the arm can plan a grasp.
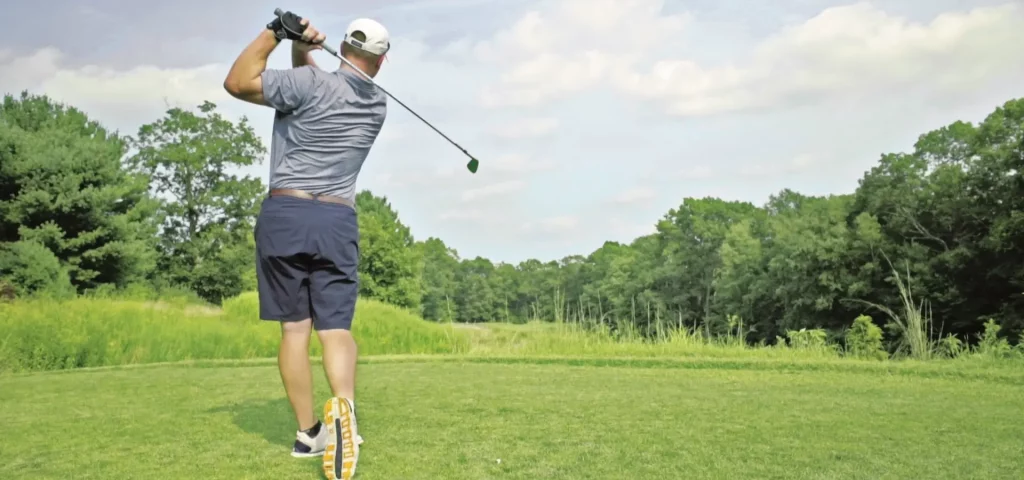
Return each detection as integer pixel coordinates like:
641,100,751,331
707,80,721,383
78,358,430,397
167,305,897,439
222,76,267,106
223,75,265,101
223,77,243,98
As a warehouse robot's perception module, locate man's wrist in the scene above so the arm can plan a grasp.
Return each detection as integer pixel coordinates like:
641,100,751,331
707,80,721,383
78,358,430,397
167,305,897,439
263,28,282,43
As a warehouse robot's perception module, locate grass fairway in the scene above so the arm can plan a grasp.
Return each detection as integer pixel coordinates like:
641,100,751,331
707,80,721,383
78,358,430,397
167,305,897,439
2,358,1022,479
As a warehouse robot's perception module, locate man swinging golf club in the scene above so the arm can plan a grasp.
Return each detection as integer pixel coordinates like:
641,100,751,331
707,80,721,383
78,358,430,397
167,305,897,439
223,9,390,480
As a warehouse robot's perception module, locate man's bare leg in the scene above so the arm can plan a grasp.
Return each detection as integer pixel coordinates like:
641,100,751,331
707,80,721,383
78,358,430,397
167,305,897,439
280,318,317,430
318,328,360,480
317,329,358,400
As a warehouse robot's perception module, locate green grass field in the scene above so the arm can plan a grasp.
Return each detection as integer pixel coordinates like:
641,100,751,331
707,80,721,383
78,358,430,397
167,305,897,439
2,357,1023,479
2,295,1023,479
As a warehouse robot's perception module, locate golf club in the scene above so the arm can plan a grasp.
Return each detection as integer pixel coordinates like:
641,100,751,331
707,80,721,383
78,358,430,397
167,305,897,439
273,8,480,174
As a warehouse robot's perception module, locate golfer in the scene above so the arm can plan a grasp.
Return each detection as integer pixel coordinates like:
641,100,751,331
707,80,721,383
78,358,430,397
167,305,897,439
223,11,390,480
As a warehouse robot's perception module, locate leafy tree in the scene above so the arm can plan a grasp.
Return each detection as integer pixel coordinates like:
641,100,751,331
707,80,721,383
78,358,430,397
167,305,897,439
418,237,460,321
852,97,1024,339
491,263,520,323
715,218,770,338
968,99,1024,335
126,101,264,304
355,191,422,310
0,92,157,292
579,241,635,323
654,198,759,333
455,257,498,323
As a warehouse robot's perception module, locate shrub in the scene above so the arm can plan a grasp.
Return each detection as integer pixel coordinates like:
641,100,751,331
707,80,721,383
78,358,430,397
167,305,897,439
939,334,969,359
786,328,830,351
0,240,74,298
0,280,14,301
845,315,887,360
976,319,1013,359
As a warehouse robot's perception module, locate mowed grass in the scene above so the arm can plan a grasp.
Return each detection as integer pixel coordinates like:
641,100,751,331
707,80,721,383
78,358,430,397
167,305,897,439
2,358,1023,480
3,295,1024,478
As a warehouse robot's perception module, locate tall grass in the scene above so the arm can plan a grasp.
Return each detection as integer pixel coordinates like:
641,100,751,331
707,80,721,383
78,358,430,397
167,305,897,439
0,294,468,373
4,291,1020,375
852,260,937,360
460,320,842,361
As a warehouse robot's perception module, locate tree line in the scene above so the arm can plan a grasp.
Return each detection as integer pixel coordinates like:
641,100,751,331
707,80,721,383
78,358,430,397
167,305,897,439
2,91,1022,348
419,97,1024,347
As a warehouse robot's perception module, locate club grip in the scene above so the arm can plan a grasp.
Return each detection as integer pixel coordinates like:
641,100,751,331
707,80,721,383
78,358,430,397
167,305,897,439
273,8,304,22
270,8,307,42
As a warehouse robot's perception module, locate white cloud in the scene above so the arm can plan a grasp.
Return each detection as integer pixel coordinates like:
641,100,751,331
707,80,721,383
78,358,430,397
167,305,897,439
541,216,579,230
491,117,559,139
676,166,715,180
461,179,527,201
0,47,232,135
608,217,657,240
438,208,488,221
475,0,690,107
786,153,817,173
615,2,1024,116
488,154,556,174
474,2,1024,117
522,215,581,234
739,153,821,177
612,186,657,205
738,164,772,177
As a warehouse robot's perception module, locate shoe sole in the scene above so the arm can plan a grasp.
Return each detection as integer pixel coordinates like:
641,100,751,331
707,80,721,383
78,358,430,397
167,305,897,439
323,398,358,480
291,450,325,458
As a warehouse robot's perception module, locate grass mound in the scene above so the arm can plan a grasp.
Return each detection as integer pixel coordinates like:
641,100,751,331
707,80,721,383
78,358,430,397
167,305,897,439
0,293,468,373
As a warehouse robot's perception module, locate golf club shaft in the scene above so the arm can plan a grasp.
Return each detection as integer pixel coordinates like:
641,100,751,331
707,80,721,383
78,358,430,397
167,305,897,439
273,8,475,163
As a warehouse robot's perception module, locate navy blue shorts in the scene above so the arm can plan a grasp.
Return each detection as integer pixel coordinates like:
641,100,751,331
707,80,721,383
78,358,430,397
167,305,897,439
254,195,360,330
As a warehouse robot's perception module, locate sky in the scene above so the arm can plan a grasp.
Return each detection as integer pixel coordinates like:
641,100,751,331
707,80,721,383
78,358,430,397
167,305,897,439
1,0,1022,263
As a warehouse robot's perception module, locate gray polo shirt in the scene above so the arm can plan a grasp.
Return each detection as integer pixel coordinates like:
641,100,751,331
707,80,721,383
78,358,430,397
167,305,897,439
261,65,387,202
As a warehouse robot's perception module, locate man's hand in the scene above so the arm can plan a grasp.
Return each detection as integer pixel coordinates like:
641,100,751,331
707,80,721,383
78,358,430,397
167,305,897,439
224,13,325,107
294,19,326,52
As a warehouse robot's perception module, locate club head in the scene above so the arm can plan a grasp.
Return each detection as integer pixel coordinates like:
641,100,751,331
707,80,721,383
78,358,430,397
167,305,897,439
467,158,479,173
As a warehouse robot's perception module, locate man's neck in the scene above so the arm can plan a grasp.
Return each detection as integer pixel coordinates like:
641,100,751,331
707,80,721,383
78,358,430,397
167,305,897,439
339,60,374,80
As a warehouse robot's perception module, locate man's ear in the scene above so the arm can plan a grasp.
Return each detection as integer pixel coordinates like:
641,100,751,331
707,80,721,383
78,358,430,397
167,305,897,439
376,55,386,68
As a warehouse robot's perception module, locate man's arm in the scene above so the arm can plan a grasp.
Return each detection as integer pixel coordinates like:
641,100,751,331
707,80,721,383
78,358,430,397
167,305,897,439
224,18,325,107
292,43,320,69
223,30,280,106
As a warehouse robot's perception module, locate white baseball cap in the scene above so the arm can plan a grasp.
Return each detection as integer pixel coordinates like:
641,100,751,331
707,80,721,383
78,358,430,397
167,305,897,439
344,18,390,56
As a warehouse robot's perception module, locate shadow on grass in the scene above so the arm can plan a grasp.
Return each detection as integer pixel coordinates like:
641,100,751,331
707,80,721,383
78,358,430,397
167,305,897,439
209,398,325,477
210,397,295,447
